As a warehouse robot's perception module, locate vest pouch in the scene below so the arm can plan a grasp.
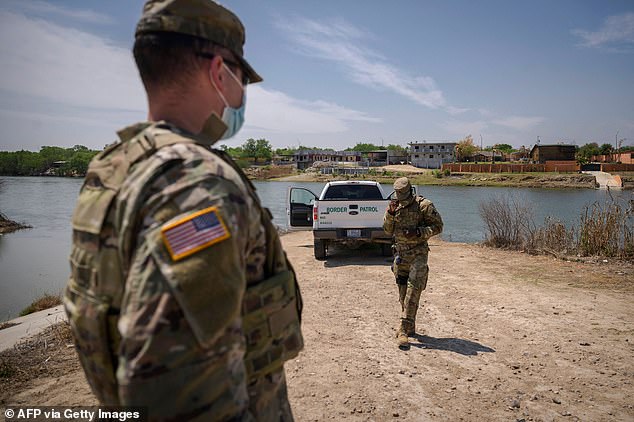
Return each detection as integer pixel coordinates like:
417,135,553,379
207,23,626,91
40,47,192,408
242,270,303,382
72,185,117,235
64,281,119,405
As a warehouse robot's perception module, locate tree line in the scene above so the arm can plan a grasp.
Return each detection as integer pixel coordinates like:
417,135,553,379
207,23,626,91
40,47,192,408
5,138,626,175
219,139,409,167
0,139,411,176
0,145,100,176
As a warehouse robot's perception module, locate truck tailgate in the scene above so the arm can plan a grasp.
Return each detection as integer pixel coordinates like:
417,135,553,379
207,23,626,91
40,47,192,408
315,200,388,229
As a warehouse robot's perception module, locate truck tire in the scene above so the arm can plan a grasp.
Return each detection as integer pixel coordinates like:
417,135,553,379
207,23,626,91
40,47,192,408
314,239,327,260
381,243,393,257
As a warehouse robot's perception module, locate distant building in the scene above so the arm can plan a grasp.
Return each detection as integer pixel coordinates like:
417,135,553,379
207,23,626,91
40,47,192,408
509,147,530,162
366,150,387,166
387,149,408,165
472,151,503,162
293,149,361,170
409,141,457,169
530,144,576,164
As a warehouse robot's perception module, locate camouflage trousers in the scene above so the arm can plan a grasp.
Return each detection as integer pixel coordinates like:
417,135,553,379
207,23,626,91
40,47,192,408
393,247,429,327
247,367,294,421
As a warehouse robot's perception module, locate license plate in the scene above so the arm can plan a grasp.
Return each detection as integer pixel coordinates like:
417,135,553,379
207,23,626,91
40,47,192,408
347,229,361,238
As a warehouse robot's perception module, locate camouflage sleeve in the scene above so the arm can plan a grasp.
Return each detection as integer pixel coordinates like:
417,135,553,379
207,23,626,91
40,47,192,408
383,210,394,235
115,158,255,420
383,208,396,234
419,200,443,240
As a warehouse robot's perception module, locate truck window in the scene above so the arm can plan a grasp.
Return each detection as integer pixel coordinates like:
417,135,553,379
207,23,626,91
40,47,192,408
323,185,383,200
290,189,316,205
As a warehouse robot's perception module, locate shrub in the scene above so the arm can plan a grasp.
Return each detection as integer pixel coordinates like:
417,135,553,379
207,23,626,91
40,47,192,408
235,159,251,169
529,217,576,256
480,195,634,261
577,202,634,258
479,195,534,249
19,294,62,317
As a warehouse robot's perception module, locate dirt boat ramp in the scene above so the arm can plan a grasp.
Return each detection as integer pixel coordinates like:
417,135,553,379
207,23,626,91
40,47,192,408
1,231,633,421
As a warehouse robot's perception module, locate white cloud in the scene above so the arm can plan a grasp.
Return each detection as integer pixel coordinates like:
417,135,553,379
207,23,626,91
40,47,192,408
491,116,545,131
276,16,449,110
446,106,471,116
439,113,544,141
572,12,634,51
439,120,489,138
0,10,146,112
245,86,380,134
0,8,379,150
3,0,113,24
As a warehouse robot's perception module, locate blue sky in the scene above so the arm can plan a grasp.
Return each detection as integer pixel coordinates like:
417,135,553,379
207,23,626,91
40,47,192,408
0,0,632,152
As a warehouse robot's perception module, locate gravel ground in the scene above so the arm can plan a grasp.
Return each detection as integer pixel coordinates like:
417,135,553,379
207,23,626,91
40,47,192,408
2,231,633,422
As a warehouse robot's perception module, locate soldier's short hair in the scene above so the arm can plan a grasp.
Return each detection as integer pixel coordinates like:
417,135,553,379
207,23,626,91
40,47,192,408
133,32,228,92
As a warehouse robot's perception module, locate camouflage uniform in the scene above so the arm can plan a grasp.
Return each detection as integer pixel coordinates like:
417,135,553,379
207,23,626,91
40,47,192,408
65,121,303,421
64,2,302,421
383,177,443,348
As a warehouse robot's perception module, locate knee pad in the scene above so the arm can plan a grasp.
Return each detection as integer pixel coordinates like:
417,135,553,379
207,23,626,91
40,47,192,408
396,274,408,285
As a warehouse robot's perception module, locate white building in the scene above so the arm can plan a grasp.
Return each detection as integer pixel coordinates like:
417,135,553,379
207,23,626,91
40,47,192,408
409,141,457,169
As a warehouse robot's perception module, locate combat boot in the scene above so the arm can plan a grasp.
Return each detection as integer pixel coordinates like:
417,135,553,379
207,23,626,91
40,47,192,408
396,327,409,350
396,319,414,350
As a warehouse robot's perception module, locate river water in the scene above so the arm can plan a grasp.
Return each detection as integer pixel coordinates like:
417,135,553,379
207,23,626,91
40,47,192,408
0,176,630,320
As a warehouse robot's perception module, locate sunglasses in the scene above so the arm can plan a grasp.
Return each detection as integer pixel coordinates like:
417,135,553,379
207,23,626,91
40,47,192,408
196,52,249,85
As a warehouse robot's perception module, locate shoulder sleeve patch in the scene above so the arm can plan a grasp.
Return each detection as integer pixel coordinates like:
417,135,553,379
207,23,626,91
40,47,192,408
161,206,231,261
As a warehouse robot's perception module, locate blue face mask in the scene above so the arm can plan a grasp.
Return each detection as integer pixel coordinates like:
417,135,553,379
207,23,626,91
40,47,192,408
220,91,246,140
210,63,246,140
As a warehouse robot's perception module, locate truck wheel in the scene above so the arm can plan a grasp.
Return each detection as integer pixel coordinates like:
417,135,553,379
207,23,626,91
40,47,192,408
314,239,327,260
381,243,393,257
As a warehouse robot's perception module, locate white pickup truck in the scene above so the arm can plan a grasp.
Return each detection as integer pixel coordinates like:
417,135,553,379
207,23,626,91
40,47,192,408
287,181,396,259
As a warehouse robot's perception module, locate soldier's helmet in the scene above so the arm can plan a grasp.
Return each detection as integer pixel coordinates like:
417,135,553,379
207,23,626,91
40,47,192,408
393,177,412,200
136,0,262,84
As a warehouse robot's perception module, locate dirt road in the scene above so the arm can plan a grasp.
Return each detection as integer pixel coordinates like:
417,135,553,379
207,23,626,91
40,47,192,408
2,231,633,421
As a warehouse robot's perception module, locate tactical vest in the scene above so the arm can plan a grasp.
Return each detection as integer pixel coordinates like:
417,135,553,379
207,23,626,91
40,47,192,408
64,122,303,404
391,195,432,250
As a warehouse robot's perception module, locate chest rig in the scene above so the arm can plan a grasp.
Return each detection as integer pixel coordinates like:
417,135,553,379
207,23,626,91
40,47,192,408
391,195,423,236
64,122,302,404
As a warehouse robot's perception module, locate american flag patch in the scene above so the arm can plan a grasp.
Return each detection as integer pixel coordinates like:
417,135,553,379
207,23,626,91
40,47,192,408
161,206,231,261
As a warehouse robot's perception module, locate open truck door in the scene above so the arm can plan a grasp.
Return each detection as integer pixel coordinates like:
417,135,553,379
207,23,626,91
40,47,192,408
286,187,318,230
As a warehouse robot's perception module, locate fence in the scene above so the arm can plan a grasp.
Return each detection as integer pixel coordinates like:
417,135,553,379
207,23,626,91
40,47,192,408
544,161,579,172
442,161,579,173
599,163,634,172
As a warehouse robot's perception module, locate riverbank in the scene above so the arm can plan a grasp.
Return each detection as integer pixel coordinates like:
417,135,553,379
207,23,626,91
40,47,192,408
264,165,634,190
5,168,633,189
0,212,30,235
1,231,633,420
274,170,607,189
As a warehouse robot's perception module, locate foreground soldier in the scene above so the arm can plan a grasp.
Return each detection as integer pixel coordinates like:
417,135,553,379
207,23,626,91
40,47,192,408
383,177,443,350
63,1,303,420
